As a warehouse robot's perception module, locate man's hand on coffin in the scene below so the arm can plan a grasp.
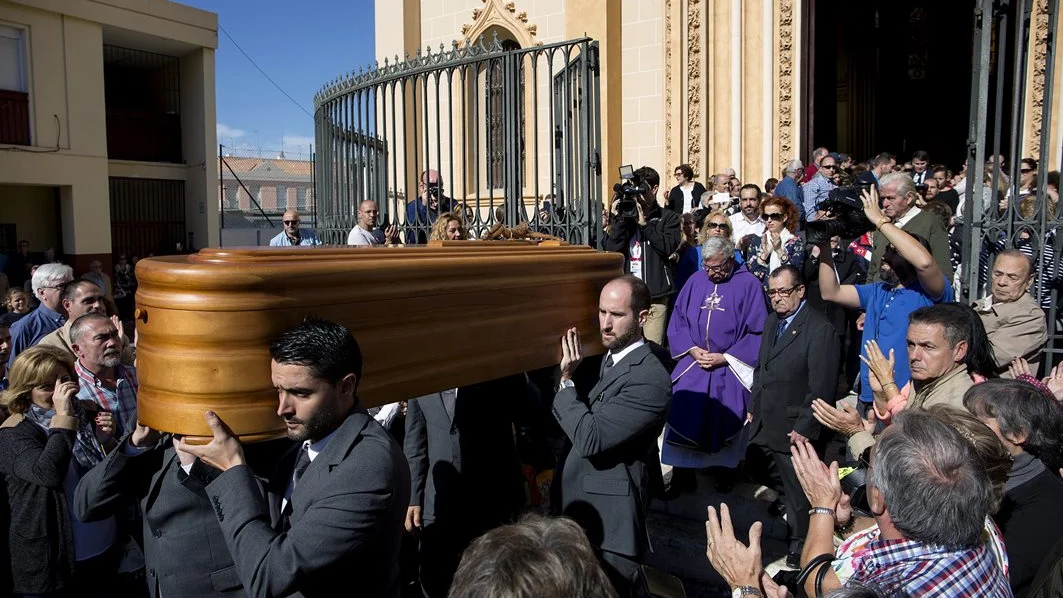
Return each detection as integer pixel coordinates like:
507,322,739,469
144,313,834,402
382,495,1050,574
559,327,583,382
94,411,116,445
176,410,246,472
173,436,195,467
130,423,161,449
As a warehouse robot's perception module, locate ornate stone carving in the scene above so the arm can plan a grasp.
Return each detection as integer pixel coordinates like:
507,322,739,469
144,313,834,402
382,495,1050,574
777,0,795,170
460,0,540,47
1027,0,1050,156
665,0,673,166
687,0,702,167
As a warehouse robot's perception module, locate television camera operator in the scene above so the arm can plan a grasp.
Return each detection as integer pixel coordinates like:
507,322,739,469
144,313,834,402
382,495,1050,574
603,165,682,345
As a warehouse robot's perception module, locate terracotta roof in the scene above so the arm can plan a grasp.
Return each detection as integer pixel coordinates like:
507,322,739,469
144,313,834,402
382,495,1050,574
222,156,313,176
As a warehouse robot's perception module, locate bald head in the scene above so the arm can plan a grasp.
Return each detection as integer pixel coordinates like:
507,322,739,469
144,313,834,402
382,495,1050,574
357,200,380,230
282,210,301,235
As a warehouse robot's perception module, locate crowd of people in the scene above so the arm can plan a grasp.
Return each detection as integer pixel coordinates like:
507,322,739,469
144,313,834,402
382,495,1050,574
0,148,1061,598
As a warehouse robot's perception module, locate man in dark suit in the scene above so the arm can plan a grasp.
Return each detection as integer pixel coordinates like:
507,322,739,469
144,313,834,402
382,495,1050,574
180,317,410,598
555,275,672,596
74,428,291,598
403,375,535,597
746,265,839,569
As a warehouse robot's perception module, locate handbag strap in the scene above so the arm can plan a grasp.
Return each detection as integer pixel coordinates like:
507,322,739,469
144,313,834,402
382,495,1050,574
795,553,834,587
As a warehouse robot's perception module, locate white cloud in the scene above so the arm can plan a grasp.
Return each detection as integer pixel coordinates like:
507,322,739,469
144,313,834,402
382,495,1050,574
281,135,315,151
217,123,247,140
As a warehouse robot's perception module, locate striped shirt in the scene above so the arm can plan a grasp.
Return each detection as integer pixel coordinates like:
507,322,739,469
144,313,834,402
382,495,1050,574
849,536,1012,597
74,360,139,441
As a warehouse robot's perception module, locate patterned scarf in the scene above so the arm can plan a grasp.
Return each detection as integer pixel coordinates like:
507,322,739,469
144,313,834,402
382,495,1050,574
25,402,106,471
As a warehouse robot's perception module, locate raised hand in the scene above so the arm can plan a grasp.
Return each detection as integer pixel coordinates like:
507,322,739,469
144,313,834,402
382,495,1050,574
559,327,583,381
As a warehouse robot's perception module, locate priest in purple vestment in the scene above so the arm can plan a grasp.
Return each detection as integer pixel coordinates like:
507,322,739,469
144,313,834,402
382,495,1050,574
662,235,768,495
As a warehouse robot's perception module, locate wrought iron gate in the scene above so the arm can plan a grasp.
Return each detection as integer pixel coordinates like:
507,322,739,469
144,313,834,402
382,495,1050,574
313,36,602,245
964,0,1061,364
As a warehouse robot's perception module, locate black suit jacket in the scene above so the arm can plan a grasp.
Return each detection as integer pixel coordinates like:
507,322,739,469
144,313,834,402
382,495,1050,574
667,182,707,214
404,376,532,534
552,343,671,559
749,305,840,452
206,408,410,598
75,436,292,598
854,171,879,190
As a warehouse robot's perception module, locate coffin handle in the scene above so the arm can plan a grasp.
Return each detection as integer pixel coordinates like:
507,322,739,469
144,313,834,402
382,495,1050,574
135,308,148,324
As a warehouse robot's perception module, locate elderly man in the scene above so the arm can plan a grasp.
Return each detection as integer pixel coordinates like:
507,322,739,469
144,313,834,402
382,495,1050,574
746,265,839,568
662,236,767,496
975,249,1048,376
803,147,829,183
705,410,1011,597
406,169,456,245
802,153,838,222
37,280,132,365
6,262,73,368
347,200,399,246
773,160,806,224
865,172,953,284
269,209,321,246
72,313,139,441
729,184,765,242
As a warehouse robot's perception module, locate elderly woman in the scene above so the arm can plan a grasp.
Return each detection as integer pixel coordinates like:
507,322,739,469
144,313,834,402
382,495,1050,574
429,212,468,241
662,235,767,496
741,195,804,282
0,346,117,597
966,379,1063,596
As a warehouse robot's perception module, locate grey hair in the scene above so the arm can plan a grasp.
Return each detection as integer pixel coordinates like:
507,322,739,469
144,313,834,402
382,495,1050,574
701,236,735,260
993,248,1035,278
869,410,992,549
31,263,74,294
879,172,918,199
785,159,803,174
70,313,112,346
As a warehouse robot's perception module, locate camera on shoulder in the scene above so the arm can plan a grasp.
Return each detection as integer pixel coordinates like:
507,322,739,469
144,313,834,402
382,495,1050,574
805,183,876,245
612,164,648,221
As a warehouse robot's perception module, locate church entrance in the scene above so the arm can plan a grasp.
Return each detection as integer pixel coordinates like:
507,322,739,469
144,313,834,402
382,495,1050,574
805,0,998,169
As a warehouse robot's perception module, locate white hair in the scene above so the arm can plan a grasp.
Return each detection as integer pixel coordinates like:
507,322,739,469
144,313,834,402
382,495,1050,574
32,263,74,294
701,236,735,259
785,159,804,174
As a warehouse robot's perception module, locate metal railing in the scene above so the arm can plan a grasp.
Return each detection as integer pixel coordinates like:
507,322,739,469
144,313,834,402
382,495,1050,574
964,0,1061,363
313,35,603,246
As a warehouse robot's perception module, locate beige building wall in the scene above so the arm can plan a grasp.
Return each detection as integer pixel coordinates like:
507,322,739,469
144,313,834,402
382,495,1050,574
0,0,217,273
621,0,664,177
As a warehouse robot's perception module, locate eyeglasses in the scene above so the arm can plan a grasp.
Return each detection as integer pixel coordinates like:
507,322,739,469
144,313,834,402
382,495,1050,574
283,220,299,225
703,259,733,273
766,285,803,297
674,172,683,177
1020,168,1034,174
822,164,837,170
761,212,785,221
704,222,727,230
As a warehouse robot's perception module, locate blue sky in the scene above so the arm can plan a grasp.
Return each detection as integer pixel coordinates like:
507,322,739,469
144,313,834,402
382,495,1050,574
180,0,376,159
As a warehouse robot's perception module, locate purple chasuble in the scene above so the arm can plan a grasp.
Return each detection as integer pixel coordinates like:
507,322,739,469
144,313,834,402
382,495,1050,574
664,265,767,454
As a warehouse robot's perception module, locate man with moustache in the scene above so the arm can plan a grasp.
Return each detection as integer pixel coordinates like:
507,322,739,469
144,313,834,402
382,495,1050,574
974,249,1048,376
728,184,766,242
554,275,672,597
72,313,139,440
180,317,410,598
39,280,134,365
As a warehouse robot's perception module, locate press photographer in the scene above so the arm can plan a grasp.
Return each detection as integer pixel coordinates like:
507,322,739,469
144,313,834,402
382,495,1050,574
603,165,681,345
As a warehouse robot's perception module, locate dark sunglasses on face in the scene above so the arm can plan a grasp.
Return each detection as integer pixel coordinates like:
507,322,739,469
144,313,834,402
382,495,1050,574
704,222,727,230
283,220,299,225
822,164,837,170
761,212,785,221
1020,168,1034,174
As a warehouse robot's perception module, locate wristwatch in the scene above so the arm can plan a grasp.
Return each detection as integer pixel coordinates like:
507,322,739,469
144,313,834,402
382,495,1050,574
733,587,762,597
557,379,575,392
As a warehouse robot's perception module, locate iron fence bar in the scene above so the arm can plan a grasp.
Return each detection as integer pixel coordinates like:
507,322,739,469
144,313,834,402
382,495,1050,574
964,0,995,303
1038,0,1061,360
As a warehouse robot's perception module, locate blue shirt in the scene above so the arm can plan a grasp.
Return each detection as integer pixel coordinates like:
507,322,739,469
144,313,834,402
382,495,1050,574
803,173,835,221
269,230,322,246
773,177,806,223
7,303,65,369
778,300,806,330
854,276,953,403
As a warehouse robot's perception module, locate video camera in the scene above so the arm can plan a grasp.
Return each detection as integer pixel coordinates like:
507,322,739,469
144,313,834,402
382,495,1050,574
612,165,648,221
805,183,876,245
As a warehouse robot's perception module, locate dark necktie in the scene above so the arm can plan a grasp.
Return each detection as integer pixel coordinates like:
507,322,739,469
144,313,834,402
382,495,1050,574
601,353,615,379
775,320,789,344
281,446,312,530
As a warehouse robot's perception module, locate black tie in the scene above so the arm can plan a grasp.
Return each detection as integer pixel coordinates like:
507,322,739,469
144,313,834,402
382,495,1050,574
601,354,615,378
281,446,311,531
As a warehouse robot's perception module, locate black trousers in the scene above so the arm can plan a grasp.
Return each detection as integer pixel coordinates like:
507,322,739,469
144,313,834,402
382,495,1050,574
600,550,647,598
745,438,812,553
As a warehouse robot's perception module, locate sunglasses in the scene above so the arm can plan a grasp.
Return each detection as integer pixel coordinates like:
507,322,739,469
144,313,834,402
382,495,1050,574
761,212,785,221
283,220,300,225
1020,168,1034,174
822,164,838,170
704,222,727,230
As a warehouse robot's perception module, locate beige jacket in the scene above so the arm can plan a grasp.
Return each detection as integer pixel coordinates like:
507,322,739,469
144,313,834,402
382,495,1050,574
847,365,974,457
976,292,1048,377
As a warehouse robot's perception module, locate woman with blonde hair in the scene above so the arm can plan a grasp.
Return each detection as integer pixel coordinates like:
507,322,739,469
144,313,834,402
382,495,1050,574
430,211,467,241
4,287,30,316
0,345,118,596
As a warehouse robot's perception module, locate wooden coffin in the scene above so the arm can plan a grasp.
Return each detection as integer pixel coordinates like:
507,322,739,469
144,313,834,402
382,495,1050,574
134,242,623,441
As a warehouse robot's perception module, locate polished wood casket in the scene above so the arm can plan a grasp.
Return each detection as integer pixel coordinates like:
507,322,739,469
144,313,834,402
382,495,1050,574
133,242,623,440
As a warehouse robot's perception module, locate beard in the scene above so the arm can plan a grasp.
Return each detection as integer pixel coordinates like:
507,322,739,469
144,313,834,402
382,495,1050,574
285,404,345,443
881,266,900,287
99,350,122,369
602,325,639,351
